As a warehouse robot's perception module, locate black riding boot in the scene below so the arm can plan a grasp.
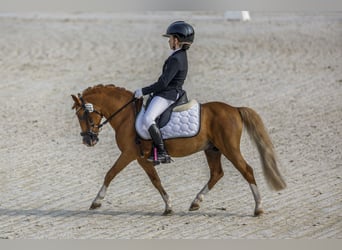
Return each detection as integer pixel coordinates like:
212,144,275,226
148,124,171,164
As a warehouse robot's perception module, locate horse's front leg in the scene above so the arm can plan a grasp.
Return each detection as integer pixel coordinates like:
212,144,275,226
90,153,134,210
137,159,173,215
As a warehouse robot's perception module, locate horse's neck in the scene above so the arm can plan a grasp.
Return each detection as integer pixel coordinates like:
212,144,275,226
97,89,133,127
83,86,133,127
100,92,131,114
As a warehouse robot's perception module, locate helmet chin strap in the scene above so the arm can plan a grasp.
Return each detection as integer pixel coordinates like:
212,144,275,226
171,36,180,50
172,37,176,50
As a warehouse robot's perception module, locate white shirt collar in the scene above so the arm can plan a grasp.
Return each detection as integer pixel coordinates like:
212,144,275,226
170,48,181,55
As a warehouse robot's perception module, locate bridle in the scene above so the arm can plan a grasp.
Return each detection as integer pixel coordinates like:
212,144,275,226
75,94,102,143
75,93,137,142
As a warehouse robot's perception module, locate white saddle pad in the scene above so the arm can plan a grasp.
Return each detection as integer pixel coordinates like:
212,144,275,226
135,100,201,140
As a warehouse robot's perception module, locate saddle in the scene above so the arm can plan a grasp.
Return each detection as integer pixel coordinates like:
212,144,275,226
135,92,201,140
146,92,189,128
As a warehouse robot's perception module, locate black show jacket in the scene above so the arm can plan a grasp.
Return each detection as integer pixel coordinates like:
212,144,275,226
142,49,188,101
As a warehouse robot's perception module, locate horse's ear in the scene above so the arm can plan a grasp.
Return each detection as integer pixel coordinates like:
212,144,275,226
71,94,81,109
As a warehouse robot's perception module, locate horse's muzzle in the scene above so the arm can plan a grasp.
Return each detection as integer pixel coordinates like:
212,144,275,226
81,131,99,147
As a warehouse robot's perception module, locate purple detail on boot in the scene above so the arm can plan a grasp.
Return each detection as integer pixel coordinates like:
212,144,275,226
154,147,158,161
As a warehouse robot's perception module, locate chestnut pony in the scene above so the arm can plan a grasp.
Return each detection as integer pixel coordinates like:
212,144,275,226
71,84,286,216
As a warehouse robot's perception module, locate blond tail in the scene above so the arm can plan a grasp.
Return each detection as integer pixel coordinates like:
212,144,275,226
238,107,286,191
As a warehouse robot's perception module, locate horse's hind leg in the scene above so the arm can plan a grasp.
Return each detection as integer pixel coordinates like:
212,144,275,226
189,148,223,211
224,148,264,216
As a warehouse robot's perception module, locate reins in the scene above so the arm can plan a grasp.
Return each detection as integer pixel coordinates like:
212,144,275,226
98,97,137,129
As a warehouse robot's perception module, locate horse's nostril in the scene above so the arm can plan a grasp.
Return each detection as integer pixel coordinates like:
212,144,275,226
82,136,91,145
82,134,98,147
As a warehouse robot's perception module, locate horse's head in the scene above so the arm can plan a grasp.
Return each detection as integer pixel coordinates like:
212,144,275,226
71,94,103,147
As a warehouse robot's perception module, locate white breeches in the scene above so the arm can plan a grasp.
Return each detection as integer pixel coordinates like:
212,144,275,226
142,96,175,130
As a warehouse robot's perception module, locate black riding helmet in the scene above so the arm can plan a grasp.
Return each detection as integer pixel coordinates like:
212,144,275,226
163,21,195,44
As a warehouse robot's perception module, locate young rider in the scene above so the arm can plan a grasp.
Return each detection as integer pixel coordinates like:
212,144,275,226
134,21,195,164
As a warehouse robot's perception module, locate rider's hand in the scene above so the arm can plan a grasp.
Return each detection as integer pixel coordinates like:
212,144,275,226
134,89,143,99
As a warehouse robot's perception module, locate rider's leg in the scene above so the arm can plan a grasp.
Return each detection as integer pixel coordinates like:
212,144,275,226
143,96,174,163
148,123,171,163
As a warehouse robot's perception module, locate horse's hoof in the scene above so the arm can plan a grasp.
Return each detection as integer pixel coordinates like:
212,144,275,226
254,208,264,217
189,203,200,211
89,202,102,210
162,209,174,216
